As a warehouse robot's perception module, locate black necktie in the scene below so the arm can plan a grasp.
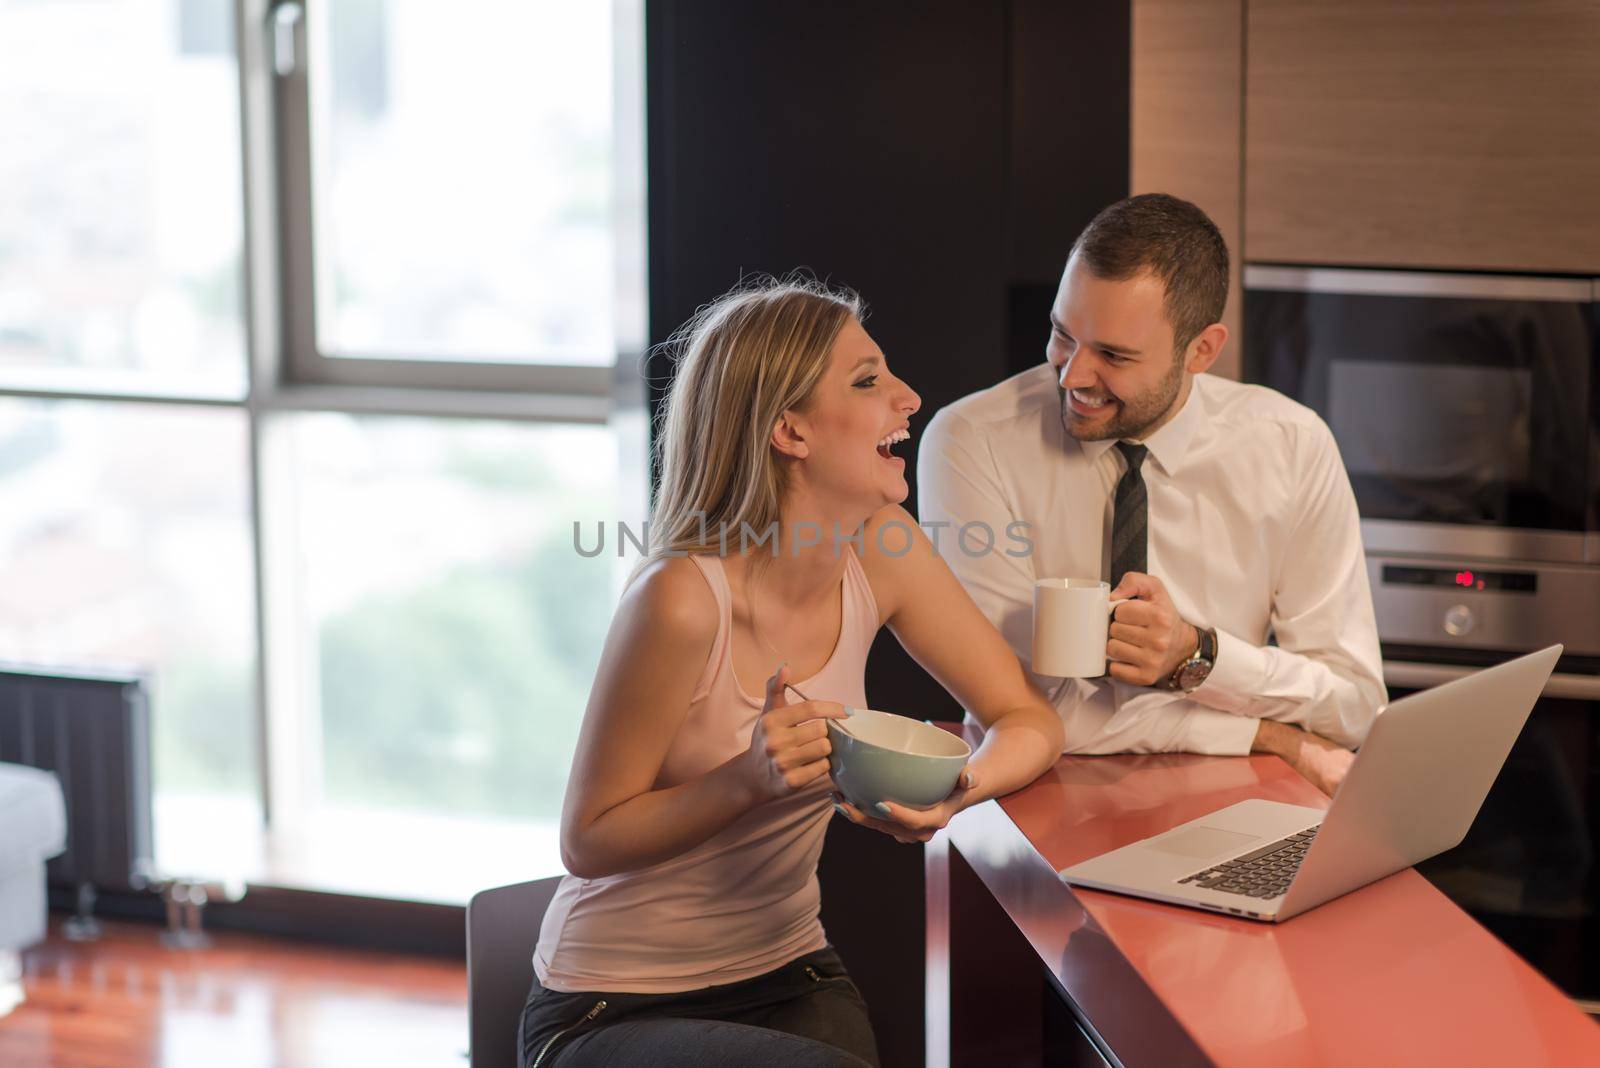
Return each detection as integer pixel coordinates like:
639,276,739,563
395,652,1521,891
1111,441,1148,588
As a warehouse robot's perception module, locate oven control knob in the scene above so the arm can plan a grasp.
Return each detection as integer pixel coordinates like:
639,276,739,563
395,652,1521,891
1443,604,1475,637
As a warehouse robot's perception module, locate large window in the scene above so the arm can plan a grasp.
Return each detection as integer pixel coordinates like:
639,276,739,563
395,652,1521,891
308,2,616,365
0,400,259,858
0,0,646,904
0,0,246,397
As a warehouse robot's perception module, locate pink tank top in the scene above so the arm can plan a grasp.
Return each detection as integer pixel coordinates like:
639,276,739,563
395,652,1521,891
533,550,880,993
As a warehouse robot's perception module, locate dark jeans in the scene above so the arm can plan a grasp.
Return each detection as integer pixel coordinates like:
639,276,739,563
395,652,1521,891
518,946,880,1067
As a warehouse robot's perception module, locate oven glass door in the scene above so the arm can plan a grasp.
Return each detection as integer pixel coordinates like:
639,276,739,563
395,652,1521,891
1244,270,1597,534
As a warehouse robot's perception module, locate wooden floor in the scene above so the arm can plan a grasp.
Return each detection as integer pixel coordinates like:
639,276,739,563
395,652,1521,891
0,918,468,1068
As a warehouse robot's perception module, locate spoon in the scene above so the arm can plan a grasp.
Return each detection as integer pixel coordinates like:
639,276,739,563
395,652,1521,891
785,682,856,736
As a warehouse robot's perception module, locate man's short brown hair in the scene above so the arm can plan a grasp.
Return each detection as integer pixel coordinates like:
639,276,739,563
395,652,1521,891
1069,193,1229,356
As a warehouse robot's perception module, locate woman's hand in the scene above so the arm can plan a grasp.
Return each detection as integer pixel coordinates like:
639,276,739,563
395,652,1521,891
739,664,850,803
831,766,980,844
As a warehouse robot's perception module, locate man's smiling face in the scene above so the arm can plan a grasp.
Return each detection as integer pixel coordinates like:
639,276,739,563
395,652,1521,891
1047,253,1187,442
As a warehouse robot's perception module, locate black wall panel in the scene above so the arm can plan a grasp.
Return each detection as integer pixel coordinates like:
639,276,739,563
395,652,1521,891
645,4,1129,1062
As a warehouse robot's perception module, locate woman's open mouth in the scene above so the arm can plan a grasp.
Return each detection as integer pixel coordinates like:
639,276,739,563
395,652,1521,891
876,427,910,463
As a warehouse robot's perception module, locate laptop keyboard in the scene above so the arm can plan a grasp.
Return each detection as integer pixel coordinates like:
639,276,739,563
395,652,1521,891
1177,825,1320,900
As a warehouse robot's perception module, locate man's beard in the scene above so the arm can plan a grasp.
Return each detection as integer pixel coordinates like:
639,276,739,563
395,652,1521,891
1058,355,1185,442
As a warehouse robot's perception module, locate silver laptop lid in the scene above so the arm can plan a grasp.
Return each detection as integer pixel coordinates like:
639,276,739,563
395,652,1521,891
1277,644,1562,921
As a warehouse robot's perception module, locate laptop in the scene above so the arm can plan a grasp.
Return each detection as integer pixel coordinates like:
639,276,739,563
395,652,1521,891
1058,644,1562,922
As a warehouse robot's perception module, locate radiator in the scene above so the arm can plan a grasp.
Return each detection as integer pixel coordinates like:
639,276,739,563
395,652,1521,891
0,666,153,894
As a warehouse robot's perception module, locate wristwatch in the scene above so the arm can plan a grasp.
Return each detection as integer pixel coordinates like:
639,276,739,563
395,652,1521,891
1165,625,1217,692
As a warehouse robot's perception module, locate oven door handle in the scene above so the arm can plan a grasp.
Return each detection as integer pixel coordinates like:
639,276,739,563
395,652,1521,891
1383,660,1600,700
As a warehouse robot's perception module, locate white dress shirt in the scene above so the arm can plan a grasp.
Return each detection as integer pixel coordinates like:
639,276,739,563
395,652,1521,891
918,365,1386,755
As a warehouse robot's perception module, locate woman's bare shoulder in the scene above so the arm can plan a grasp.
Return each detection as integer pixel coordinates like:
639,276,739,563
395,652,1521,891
857,505,928,620
618,555,721,649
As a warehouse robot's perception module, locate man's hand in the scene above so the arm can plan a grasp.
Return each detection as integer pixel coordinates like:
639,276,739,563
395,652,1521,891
1106,572,1199,687
1252,719,1353,797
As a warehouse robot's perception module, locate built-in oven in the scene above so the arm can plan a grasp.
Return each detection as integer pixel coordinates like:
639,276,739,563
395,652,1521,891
1244,266,1600,1010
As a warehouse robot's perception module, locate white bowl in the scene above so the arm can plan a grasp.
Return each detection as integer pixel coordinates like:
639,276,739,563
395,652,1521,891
827,708,971,810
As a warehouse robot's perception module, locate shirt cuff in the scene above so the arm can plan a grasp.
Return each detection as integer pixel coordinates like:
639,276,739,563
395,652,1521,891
1168,705,1260,756
1190,627,1268,715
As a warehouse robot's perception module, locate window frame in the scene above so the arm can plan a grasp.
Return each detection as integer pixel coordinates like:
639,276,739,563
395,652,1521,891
245,0,647,853
266,0,627,399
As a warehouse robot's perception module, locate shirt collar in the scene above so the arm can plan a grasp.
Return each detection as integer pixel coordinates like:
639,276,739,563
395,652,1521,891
1073,377,1204,476
1078,435,1119,464
1137,378,1203,475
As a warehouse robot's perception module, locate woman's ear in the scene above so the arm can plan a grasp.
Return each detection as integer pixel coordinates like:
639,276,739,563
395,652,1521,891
771,411,810,460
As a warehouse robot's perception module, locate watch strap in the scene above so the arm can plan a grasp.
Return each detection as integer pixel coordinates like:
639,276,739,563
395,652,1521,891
1166,625,1216,691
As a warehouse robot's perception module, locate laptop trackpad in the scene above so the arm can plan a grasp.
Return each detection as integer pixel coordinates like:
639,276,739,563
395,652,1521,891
1152,826,1259,859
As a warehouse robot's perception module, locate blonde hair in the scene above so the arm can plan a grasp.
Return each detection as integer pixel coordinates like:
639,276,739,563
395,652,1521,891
646,275,863,567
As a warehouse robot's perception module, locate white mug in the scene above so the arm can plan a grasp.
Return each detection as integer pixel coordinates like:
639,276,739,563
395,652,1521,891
1032,578,1129,678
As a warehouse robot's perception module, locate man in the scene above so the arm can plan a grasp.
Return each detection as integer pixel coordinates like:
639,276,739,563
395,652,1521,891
918,193,1384,795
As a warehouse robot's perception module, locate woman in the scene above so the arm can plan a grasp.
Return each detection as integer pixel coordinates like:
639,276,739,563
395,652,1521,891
523,279,1065,1067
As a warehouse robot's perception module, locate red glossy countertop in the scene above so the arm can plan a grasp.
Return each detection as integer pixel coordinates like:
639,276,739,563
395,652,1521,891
936,722,1600,1066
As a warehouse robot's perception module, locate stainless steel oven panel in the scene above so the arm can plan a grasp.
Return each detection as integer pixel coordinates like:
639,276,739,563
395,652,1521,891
1383,661,1600,699
1367,555,1600,658
1361,519,1589,565
1243,265,1594,303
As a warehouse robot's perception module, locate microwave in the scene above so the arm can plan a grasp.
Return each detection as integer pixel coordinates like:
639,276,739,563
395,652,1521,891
1242,265,1600,660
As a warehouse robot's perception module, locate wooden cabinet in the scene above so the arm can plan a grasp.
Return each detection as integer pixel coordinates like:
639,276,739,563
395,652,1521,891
1246,0,1600,273
1132,0,1245,378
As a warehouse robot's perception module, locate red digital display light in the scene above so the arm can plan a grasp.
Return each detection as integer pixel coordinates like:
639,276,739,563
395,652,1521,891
1455,571,1475,587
